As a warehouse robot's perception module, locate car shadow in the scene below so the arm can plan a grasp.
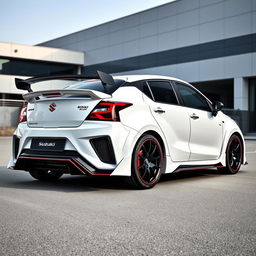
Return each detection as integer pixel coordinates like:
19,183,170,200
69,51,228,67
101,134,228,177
160,168,224,184
0,168,236,193
1,175,127,192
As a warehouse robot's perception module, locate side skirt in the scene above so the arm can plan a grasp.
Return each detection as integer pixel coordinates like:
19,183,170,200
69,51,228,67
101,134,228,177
173,163,224,173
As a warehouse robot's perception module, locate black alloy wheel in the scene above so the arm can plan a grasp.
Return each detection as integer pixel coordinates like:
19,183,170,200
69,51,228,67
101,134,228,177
222,134,243,174
128,134,164,189
29,169,63,181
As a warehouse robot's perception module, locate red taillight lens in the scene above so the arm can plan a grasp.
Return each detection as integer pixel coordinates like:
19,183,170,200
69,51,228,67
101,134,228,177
19,106,27,123
87,101,132,121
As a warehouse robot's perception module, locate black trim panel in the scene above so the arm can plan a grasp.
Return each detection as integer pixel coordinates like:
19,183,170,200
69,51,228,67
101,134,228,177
90,136,116,164
173,163,223,173
13,136,20,159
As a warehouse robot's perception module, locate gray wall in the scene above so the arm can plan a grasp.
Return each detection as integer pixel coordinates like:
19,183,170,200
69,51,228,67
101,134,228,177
0,107,20,127
40,0,256,79
39,0,256,114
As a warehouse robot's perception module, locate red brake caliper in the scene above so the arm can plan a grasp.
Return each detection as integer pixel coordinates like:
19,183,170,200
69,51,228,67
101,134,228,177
137,150,143,167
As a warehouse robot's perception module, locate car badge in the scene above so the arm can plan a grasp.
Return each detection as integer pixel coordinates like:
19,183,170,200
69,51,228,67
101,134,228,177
49,103,56,112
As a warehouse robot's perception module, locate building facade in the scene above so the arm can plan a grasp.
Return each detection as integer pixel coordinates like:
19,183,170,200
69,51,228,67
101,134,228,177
1,0,255,134
0,42,84,133
40,0,256,134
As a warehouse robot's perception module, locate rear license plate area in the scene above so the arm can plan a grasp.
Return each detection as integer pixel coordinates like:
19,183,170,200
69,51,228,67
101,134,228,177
31,138,66,152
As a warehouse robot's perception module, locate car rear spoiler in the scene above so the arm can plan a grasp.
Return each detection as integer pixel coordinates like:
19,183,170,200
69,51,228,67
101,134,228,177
15,70,115,93
23,89,111,102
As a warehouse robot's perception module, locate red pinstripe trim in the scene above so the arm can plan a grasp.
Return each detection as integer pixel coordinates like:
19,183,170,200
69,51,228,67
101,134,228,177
17,156,110,176
72,158,110,176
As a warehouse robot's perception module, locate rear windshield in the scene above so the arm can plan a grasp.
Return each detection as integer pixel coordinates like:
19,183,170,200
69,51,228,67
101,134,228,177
65,79,126,94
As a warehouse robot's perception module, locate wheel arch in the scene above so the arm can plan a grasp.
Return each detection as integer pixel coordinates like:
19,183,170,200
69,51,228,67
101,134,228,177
127,131,166,188
140,130,166,156
139,130,167,172
222,129,246,166
221,113,246,165
229,131,245,163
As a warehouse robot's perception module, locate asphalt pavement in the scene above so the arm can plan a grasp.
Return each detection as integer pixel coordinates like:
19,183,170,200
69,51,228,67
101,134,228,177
0,137,255,255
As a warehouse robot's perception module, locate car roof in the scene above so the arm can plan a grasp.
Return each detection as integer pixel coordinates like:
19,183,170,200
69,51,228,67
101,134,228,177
113,75,190,85
113,74,212,104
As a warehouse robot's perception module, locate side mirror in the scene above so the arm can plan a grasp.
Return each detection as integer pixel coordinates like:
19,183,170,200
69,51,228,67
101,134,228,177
212,101,224,116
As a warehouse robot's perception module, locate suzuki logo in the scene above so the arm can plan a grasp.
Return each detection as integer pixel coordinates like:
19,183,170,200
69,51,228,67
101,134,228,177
49,103,56,112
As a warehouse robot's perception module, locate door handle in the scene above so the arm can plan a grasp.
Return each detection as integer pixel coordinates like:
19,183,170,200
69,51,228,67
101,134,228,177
154,108,165,114
190,114,199,120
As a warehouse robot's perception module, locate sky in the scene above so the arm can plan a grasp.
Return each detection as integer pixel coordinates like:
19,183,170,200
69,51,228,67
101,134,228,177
0,0,174,45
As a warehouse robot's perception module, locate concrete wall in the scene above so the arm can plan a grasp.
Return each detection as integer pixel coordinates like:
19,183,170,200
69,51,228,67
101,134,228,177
0,42,85,100
0,42,84,65
0,107,20,127
0,75,75,94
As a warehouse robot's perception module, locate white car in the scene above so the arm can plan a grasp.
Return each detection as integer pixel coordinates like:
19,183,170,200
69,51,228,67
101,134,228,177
8,71,247,189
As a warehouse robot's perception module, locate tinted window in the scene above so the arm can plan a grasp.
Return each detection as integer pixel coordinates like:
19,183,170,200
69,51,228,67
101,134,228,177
143,84,153,100
125,81,153,100
147,81,178,104
176,82,211,111
66,79,125,94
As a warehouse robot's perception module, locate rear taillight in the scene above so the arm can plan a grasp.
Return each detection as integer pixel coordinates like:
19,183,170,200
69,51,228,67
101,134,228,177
19,106,27,123
86,101,132,121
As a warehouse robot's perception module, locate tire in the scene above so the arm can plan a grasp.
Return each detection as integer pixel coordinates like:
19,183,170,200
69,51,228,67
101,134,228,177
127,134,164,189
29,169,63,181
221,134,243,174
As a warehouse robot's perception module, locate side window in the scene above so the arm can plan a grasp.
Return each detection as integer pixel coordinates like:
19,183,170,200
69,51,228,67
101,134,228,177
147,81,178,105
127,81,153,100
142,83,153,100
175,82,211,111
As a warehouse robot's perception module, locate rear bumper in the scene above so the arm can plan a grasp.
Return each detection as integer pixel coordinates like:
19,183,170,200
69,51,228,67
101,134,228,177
8,121,139,176
15,149,113,176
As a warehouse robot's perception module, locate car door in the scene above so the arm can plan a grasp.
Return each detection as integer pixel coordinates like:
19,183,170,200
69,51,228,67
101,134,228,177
143,80,190,162
174,82,223,161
